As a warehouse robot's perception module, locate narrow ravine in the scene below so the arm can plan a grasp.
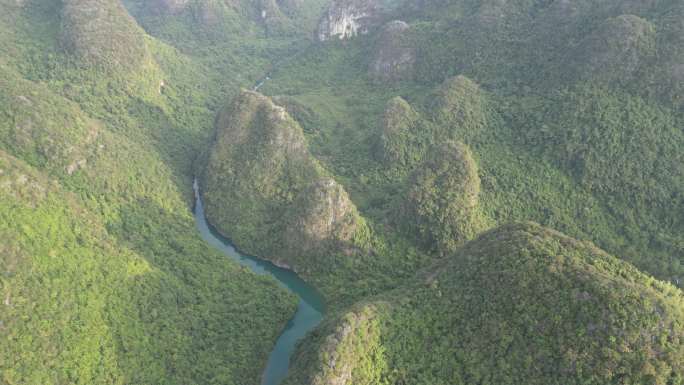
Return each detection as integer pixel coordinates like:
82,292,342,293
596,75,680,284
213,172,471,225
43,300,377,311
193,179,325,385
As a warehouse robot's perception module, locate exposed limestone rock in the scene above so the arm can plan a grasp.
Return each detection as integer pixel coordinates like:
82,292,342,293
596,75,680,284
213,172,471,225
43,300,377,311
285,178,361,256
369,20,415,82
316,0,385,41
285,223,684,385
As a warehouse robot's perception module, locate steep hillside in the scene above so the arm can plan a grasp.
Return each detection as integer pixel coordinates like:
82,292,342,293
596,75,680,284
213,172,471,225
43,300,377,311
0,148,296,384
404,140,485,254
202,90,329,262
0,2,303,384
60,0,152,73
202,90,420,302
285,223,684,385
259,0,683,286
2,0,683,383
201,86,494,305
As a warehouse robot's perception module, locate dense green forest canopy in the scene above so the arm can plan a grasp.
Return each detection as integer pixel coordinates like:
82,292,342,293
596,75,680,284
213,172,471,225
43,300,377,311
0,0,317,383
1,0,682,384
284,223,684,385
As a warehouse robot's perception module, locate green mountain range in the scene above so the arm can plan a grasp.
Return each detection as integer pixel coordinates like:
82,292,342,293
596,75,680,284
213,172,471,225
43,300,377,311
1,0,682,384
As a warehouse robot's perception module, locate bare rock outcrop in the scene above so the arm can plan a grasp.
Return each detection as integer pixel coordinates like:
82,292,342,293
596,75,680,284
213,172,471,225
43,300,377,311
369,20,415,82
316,0,386,41
285,178,362,256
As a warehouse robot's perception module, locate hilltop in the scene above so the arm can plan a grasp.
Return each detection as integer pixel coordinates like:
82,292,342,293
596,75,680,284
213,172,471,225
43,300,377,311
259,0,683,287
285,223,684,385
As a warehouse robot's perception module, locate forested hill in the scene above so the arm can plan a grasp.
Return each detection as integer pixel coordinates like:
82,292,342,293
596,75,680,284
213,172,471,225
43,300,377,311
1,0,682,384
199,0,684,383
252,0,683,286
285,222,684,385
0,0,326,383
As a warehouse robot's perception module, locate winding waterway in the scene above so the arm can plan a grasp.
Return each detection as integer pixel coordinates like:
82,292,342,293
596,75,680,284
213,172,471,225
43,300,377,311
193,179,325,385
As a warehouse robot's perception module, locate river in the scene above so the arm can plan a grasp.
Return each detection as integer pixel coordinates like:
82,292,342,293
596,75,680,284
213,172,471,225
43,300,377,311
193,179,325,385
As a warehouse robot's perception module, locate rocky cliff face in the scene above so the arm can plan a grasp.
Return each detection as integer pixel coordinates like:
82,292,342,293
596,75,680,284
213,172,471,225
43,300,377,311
284,222,684,385
285,178,362,257
369,20,415,82
203,90,365,272
316,0,385,41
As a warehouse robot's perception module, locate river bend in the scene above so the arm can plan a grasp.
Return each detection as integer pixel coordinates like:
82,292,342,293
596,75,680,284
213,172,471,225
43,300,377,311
193,179,325,385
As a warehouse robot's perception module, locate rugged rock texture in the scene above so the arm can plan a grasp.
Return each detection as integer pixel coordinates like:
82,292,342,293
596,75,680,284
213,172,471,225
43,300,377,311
296,303,386,385
379,96,422,167
259,0,293,35
406,141,483,254
578,15,656,83
284,177,362,258
203,90,320,259
203,90,365,272
60,0,151,72
369,20,415,82
285,222,684,385
316,0,385,41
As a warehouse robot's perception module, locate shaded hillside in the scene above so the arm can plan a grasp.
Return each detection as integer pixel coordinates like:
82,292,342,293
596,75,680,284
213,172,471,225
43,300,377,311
201,90,466,306
404,140,485,254
285,223,684,385
259,0,683,286
0,1,302,383
202,90,415,302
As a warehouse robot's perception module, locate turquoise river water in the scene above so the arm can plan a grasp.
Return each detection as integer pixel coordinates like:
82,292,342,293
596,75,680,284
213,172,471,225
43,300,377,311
193,179,325,385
